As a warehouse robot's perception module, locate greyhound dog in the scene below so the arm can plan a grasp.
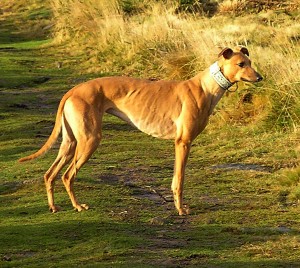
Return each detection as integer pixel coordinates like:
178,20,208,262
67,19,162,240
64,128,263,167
19,46,262,215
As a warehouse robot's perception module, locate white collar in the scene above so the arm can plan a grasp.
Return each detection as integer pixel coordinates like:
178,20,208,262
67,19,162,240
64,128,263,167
209,62,233,90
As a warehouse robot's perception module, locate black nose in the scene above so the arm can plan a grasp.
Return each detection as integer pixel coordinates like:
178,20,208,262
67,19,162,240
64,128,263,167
257,74,263,82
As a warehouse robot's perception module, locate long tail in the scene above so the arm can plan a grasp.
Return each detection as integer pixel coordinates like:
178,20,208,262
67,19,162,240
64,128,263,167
18,91,71,163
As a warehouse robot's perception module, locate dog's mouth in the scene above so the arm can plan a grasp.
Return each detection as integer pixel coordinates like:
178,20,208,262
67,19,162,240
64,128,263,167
241,78,253,82
241,76,263,83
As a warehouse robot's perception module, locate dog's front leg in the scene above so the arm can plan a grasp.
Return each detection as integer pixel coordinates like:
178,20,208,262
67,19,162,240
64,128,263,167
172,138,191,215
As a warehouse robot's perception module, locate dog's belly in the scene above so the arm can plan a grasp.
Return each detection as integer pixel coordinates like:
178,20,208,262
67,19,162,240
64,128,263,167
131,116,176,139
106,108,176,139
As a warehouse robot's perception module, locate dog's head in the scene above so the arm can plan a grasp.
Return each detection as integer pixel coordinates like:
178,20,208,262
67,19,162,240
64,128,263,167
218,46,263,84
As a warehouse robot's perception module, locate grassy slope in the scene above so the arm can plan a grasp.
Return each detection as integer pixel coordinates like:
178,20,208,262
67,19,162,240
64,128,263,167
0,1,300,267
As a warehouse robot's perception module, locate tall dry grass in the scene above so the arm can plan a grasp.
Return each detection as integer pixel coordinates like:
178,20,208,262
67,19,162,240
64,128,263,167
50,0,300,131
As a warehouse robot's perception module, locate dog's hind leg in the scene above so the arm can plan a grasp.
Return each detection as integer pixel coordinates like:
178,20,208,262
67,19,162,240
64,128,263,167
61,133,101,211
61,102,103,211
44,116,77,212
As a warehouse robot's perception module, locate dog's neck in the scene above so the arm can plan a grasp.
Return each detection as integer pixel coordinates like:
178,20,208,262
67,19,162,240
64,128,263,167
209,62,233,90
195,66,228,116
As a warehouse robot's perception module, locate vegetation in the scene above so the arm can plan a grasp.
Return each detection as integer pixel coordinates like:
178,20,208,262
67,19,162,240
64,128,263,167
51,0,300,130
0,0,299,267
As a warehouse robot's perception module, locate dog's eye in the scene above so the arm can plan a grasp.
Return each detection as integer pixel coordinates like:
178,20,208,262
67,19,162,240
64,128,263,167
237,62,245,68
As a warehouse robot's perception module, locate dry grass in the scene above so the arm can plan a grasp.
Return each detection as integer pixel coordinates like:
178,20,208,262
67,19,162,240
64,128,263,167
50,0,300,130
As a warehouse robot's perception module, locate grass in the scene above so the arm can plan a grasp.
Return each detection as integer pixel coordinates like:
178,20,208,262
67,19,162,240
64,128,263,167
0,0,300,267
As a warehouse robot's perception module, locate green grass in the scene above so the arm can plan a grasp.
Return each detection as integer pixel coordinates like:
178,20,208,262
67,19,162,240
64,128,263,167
1,1,300,267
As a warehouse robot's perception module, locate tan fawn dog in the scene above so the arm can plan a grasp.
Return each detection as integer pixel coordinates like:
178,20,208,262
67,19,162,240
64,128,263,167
19,46,262,215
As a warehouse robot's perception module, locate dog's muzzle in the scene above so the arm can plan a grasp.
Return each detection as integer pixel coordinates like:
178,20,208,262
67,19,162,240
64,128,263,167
241,72,263,83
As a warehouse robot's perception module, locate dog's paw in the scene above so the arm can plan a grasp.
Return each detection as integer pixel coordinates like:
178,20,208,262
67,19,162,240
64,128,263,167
178,205,190,216
74,204,89,212
49,205,61,213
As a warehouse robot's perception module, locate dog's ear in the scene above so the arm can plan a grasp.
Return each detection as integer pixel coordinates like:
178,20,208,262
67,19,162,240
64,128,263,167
236,46,249,56
218,47,233,59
